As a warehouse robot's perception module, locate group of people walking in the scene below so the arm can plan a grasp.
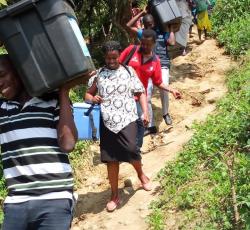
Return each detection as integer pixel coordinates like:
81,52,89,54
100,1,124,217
86,0,214,213
86,28,181,211
0,0,215,229
85,2,184,212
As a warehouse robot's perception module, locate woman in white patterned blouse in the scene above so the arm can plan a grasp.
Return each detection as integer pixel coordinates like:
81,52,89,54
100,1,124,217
86,41,151,212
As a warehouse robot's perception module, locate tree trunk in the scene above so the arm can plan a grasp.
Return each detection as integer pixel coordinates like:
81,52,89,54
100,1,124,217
110,0,133,44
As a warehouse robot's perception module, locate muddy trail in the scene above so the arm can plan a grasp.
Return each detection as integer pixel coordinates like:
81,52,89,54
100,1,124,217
71,35,235,230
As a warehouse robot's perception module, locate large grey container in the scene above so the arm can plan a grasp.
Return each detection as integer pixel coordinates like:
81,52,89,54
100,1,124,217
148,0,182,32
0,0,95,96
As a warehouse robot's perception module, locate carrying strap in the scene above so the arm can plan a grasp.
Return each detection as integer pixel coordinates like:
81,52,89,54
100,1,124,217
122,45,137,66
99,64,132,78
84,104,98,141
120,63,132,77
84,103,95,116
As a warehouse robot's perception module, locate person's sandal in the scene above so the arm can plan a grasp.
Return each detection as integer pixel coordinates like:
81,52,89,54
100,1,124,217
106,197,120,212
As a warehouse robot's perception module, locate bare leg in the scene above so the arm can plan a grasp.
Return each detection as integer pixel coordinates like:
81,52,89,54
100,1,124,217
189,25,193,38
131,160,150,184
204,29,208,40
198,29,202,40
107,162,119,200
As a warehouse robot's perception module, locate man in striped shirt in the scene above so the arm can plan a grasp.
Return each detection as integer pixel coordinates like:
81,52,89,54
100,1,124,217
0,54,78,230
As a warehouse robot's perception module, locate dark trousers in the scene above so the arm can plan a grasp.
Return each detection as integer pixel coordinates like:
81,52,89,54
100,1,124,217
2,199,72,230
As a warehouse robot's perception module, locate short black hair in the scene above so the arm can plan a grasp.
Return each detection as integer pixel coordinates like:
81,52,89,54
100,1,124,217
142,14,154,24
102,41,122,54
142,29,157,42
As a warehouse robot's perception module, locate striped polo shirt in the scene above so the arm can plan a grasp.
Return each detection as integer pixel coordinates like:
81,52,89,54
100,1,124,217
0,96,74,203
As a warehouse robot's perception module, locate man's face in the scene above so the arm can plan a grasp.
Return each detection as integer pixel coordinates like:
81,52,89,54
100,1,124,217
0,58,22,100
141,37,155,54
144,18,155,29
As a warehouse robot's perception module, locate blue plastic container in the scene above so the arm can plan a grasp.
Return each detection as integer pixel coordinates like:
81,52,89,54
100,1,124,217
73,102,100,140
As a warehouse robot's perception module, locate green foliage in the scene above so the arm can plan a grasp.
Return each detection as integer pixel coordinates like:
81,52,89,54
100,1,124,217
212,0,250,30
69,140,94,188
211,0,250,56
0,0,7,6
0,47,7,55
148,208,165,230
149,54,250,229
216,16,250,56
70,85,87,103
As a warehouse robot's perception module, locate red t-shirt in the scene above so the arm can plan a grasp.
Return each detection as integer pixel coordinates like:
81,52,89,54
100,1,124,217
119,45,162,92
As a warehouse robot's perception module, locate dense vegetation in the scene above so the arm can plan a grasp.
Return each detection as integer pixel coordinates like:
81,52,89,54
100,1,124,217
211,0,250,56
149,54,250,229
149,1,250,229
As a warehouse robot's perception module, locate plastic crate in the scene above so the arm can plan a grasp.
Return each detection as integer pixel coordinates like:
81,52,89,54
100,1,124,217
0,0,95,96
149,0,182,32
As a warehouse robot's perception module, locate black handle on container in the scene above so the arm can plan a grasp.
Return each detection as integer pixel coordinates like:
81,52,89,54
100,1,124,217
84,103,95,116
6,0,39,16
84,103,98,141
88,113,97,141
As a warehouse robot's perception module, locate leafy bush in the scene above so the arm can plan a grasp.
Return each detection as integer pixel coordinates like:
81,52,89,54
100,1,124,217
212,0,250,32
0,47,6,54
216,16,250,56
69,140,94,188
211,0,250,56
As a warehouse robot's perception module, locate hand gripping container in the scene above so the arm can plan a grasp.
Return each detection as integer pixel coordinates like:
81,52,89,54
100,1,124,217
73,102,100,141
0,0,95,96
148,0,182,32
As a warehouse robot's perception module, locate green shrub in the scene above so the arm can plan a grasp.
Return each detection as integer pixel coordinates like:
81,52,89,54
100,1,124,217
211,0,250,56
149,53,250,229
0,47,7,55
212,0,250,32
216,17,250,56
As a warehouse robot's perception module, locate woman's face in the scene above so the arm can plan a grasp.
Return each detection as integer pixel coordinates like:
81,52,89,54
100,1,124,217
140,37,155,55
105,50,120,70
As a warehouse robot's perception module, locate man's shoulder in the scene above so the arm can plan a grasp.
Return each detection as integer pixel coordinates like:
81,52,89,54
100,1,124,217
26,96,58,106
0,98,7,105
0,98,19,110
126,44,138,52
152,53,161,63
154,28,169,39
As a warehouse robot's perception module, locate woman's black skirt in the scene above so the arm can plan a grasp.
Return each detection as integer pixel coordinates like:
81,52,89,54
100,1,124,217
100,120,141,163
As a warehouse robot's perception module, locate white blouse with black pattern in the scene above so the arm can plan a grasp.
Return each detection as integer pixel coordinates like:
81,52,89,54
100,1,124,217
93,65,145,134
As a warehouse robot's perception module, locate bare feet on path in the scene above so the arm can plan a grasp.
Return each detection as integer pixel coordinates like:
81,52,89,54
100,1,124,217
71,38,235,230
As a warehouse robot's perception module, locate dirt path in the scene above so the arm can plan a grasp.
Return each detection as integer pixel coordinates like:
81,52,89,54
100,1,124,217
71,37,235,230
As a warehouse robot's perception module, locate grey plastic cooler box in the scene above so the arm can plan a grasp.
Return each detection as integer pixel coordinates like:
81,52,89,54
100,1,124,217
0,0,95,96
149,0,182,32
